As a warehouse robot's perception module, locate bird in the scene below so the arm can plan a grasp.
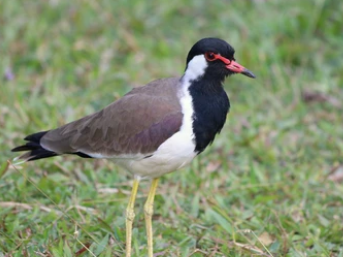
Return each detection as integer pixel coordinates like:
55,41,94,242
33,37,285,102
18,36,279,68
12,37,255,257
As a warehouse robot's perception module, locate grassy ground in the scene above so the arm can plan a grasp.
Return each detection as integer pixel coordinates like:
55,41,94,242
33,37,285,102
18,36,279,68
1,0,343,256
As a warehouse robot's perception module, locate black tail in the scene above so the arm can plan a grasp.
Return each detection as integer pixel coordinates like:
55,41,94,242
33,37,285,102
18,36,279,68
12,131,59,161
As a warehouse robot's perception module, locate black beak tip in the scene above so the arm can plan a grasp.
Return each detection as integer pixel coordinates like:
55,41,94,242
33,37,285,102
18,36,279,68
242,68,256,79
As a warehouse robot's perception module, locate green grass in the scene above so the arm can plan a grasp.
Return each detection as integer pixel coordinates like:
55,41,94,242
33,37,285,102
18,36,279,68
1,0,343,256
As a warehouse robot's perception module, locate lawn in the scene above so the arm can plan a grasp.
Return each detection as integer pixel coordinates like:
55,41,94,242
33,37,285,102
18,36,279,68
1,0,343,256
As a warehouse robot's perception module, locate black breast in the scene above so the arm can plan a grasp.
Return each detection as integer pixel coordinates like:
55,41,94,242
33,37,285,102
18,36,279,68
189,81,230,153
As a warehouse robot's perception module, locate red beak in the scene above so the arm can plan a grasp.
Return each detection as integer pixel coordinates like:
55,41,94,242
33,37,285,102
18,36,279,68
226,60,255,78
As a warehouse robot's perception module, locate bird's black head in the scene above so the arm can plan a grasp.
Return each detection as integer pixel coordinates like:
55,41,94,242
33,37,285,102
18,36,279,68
184,38,255,82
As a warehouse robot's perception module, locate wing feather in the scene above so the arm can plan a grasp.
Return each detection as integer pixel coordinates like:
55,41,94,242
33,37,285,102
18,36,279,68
40,78,183,158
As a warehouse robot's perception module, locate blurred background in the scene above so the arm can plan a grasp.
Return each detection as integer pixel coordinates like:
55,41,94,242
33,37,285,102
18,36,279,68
1,0,342,256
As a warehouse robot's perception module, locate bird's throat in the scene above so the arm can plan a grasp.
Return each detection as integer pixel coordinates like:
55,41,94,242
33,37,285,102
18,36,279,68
188,79,230,153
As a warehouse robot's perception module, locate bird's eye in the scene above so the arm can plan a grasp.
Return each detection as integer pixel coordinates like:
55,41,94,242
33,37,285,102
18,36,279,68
205,52,216,61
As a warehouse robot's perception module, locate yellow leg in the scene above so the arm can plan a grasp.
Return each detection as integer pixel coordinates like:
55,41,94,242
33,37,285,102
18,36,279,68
144,178,159,257
126,178,140,257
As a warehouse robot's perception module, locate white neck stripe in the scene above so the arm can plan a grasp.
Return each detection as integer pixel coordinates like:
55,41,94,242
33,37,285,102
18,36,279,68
182,55,207,83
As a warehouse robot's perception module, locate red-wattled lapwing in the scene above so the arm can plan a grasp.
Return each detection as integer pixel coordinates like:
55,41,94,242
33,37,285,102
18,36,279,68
12,37,255,257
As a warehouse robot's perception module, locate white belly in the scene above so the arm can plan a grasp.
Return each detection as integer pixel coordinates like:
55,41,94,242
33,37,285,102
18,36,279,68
114,129,197,179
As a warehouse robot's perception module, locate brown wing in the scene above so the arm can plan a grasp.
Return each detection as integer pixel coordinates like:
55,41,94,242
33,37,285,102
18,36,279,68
40,77,183,157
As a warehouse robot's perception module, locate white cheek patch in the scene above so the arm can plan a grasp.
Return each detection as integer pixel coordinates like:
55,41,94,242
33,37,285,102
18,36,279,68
183,55,208,82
